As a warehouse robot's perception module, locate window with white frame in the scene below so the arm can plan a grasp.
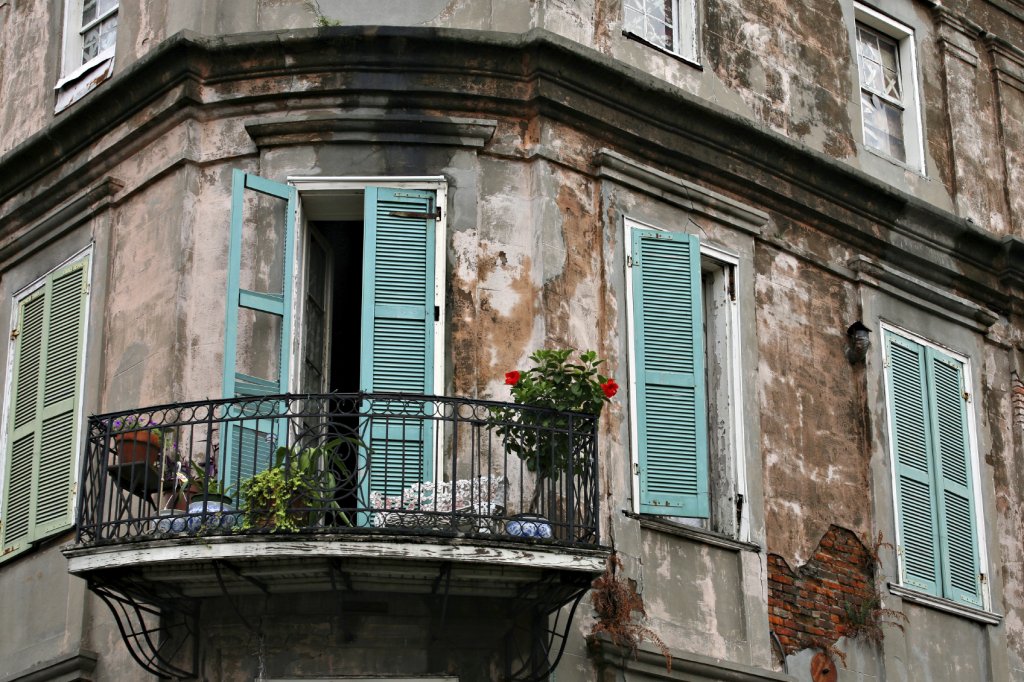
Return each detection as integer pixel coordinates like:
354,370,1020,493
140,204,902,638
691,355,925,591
623,0,698,62
625,218,746,538
0,253,91,561
60,0,118,77
853,4,923,172
882,326,986,608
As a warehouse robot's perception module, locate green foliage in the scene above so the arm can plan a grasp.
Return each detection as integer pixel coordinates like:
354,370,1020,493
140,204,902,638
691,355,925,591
238,436,358,532
239,466,308,533
492,349,616,482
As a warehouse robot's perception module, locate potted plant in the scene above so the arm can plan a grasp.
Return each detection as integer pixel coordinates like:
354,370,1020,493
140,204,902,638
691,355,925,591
239,437,357,532
108,414,163,466
493,349,617,527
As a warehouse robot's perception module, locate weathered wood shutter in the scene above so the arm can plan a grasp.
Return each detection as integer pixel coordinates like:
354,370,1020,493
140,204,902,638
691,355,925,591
886,332,942,596
928,348,981,606
631,228,709,517
886,331,981,605
360,188,436,497
222,170,296,487
2,257,89,556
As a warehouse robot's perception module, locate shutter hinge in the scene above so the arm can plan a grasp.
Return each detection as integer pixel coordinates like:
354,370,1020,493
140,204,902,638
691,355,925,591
633,462,639,476
434,305,440,322
9,328,17,341
728,267,736,301
980,572,987,584
626,255,633,268
735,493,745,527
964,391,970,402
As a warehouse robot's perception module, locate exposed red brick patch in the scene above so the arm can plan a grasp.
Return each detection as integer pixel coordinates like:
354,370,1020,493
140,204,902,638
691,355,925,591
767,525,875,655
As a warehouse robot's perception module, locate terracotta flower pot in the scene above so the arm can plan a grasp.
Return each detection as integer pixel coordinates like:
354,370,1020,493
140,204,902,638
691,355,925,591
114,431,161,466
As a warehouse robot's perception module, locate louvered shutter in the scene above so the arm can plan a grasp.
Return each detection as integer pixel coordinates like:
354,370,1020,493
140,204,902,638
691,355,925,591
632,229,709,517
928,348,982,606
2,257,88,555
221,171,296,489
886,332,942,596
360,188,436,498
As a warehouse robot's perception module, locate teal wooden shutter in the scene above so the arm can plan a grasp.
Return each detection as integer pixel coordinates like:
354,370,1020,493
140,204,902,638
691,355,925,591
222,170,296,488
927,348,982,606
632,229,709,517
360,188,436,498
2,257,88,556
885,332,942,596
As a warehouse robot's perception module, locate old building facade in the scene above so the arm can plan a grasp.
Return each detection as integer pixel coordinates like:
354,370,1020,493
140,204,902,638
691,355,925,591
0,1,1022,680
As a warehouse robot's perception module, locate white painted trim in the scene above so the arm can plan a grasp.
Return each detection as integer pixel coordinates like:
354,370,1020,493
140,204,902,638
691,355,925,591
0,246,94,532
65,538,609,574
878,321,990,610
289,176,447,188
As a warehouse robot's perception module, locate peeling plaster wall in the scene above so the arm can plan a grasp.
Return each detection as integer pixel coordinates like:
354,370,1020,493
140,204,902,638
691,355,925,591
0,16,1022,682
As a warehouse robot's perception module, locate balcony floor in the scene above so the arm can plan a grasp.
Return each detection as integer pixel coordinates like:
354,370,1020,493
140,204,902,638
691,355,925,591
65,533,610,599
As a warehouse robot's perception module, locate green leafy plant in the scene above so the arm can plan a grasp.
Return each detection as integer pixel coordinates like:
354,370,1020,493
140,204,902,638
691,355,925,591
492,349,616,509
239,436,359,532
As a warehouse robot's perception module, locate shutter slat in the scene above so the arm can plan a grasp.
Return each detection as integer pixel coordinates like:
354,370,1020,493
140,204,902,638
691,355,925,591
633,230,708,517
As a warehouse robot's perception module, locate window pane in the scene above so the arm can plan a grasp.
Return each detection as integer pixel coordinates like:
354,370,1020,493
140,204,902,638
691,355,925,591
82,27,99,63
624,0,678,52
82,0,97,25
861,91,906,162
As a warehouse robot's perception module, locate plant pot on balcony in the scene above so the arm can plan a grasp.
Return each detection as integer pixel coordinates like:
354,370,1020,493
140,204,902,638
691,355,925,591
113,431,161,466
505,513,553,539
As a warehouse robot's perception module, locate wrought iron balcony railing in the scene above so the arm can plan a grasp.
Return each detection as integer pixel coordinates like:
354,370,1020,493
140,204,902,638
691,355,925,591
75,393,600,548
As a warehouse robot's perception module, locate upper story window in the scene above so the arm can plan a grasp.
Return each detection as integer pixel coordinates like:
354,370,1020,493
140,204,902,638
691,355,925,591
56,0,118,112
853,4,924,173
79,0,119,65
623,0,699,63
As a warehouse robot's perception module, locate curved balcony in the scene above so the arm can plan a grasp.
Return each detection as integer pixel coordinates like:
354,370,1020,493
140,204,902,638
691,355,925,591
65,394,609,679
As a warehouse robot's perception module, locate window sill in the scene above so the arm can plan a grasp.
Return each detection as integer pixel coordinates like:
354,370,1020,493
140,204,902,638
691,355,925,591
54,54,114,113
862,144,927,178
626,511,760,553
622,30,702,70
888,583,1002,625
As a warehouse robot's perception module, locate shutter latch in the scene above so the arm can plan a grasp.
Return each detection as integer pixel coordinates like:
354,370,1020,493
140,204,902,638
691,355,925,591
387,207,442,221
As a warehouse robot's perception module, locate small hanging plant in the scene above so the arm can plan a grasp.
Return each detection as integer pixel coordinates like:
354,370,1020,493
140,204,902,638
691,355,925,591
589,553,671,671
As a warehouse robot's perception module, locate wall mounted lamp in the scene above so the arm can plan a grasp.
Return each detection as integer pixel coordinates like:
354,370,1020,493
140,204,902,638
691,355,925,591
846,321,872,364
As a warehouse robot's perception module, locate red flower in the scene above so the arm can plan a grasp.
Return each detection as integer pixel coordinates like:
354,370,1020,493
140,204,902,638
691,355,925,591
601,379,619,398
505,370,521,386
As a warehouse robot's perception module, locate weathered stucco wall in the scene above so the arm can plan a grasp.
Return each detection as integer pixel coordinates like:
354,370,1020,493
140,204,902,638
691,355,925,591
0,17,1022,682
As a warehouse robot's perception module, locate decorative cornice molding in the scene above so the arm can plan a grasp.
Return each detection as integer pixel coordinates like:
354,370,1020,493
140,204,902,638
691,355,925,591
932,6,982,67
594,149,769,235
849,255,1000,331
245,113,497,148
986,36,1024,93
0,27,1016,312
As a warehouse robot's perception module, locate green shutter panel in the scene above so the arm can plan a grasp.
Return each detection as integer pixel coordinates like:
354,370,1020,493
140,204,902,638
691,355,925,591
221,170,296,487
2,257,88,555
927,348,982,606
632,229,709,517
360,187,436,497
885,332,941,596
